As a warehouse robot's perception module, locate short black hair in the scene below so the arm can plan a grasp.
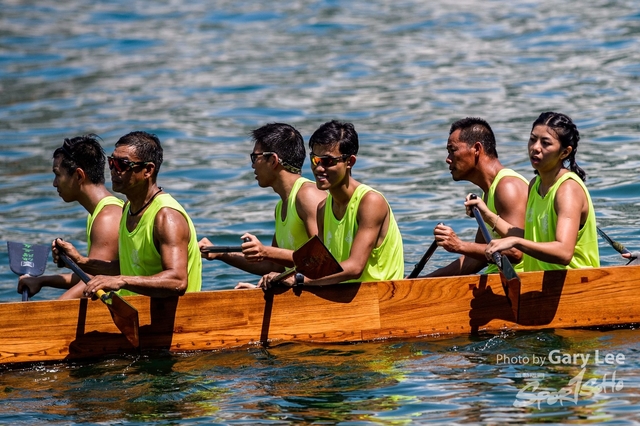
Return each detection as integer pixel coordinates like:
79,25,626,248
53,134,106,184
115,131,163,178
449,117,498,159
252,123,305,172
308,120,359,156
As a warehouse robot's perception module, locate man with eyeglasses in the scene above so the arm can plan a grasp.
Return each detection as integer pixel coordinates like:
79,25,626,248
18,134,124,300
425,117,528,277
53,131,202,297
257,120,405,289
200,123,326,283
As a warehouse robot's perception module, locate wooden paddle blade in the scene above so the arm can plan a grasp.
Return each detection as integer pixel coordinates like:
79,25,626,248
292,235,343,279
7,241,49,276
97,290,140,348
469,196,522,321
57,250,140,348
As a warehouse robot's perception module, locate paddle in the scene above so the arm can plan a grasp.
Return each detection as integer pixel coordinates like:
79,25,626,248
200,237,251,254
7,241,50,301
56,247,140,348
596,227,638,264
201,246,243,253
469,194,521,321
272,235,343,283
407,222,444,279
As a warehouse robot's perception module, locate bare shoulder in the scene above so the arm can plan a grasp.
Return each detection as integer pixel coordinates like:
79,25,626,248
154,207,190,235
495,175,529,200
556,176,587,200
297,181,326,205
358,190,388,218
94,203,123,227
317,196,328,209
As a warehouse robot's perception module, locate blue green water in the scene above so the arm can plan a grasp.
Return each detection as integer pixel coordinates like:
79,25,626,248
1,0,640,423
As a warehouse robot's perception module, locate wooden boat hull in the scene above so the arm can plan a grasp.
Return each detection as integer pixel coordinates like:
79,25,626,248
2,264,639,365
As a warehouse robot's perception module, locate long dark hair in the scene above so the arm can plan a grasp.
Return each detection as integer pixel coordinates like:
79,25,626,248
532,112,586,181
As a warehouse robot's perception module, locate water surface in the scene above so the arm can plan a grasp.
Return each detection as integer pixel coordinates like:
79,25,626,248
1,0,640,423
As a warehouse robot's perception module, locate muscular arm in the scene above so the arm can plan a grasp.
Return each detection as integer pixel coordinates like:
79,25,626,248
246,182,326,268
201,235,286,275
491,176,528,263
272,191,389,287
206,183,326,275
426,226,488,277
428,177,528,277
20,204,122,299
59,204,122,299
84,207,192,297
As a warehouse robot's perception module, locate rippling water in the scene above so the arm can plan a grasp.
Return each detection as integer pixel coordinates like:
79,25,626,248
1,0,640,423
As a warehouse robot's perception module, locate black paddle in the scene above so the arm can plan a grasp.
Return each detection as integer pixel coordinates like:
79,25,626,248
596,227,637,264
56,247,140,348
469,194,521,321
201,246,243,253
200,237,251,254
407,222,444,279
7,241,50,301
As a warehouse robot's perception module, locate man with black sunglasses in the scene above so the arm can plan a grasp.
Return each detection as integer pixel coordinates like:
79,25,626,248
53,131,202,297
18,134,124,299
200,123,326,283
257,120,405,289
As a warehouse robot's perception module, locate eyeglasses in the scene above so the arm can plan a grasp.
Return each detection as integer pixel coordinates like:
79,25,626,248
107,156,150,172
309,153,349,168
250,151,275,164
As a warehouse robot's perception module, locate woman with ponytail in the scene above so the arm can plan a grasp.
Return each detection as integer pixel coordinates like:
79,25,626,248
466,112,599,271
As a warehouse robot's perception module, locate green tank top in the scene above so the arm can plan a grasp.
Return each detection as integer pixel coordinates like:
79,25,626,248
323,184,404,282
524,173,600,271
86,196,124,252
274,177,314,250
118,193,202,295
483,168,528,274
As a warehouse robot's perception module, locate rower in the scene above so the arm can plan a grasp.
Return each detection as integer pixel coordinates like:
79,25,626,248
257,120,405,288
468,112,600,271
54,131,202,297
426,117,529,277
200,123,326,287
18,134,123,300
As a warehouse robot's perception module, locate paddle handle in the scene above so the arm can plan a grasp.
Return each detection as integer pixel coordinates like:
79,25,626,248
470,194,502,268
272,268,296,283
597,227,632,255
22,288,29,301
57,251,108,300
201,237,251,254
201,246,243,253
407,222,444,279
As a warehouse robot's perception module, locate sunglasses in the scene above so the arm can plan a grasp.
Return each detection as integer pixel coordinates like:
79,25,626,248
107,156,150,172
250,151,275,164
309,153,349,168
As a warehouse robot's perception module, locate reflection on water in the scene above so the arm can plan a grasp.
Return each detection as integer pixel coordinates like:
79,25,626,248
2,330,639,423
1,0,640,423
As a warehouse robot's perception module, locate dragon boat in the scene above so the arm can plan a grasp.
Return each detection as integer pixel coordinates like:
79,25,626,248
2,262,639,366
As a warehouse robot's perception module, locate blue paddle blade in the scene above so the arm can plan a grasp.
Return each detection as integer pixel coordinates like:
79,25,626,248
7,241,50,277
